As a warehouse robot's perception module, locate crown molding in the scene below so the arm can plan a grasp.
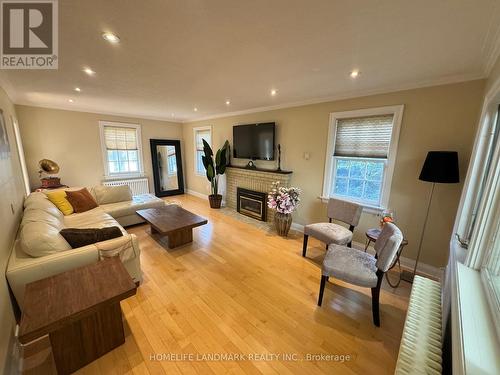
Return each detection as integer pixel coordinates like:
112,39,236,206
181,72,485,123
13,101,184,125
1,72,484,124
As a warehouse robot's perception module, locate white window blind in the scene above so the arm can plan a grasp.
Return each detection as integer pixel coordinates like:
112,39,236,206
104,126,138,151
195,129,210,151
194,127,211,175
334,114,394,158
99,121,143,177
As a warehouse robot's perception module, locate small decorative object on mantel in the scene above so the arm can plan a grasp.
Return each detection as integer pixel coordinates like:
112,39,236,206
201,139,230,209
38,159,63,188
245,160,257,169
267,181,301,236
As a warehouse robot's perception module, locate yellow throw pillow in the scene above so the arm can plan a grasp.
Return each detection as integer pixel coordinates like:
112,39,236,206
45,190,74,215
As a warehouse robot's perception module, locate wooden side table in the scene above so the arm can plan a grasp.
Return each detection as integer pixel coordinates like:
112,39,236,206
364,227,409,287
18,258,137,374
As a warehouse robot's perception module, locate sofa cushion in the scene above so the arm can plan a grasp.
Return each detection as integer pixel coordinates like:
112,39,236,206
23,192,48,208
45,190,74,215
60,227,123,248
65,188,98,213
99,193,165,218
93,185,132,205
64,207,127,235
21,209,64,230
24,198,64,220
20,222,72,257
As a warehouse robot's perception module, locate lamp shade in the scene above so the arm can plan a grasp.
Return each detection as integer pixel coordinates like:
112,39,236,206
419,151,459,183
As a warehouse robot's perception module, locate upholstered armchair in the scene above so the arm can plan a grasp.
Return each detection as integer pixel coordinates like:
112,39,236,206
302,198,362,257
317,222,403,327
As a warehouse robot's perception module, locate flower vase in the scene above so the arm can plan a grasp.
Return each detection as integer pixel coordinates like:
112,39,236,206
274,212,292,236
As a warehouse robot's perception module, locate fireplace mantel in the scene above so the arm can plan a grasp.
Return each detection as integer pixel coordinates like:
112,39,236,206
225,167,293,223
226,165,293,175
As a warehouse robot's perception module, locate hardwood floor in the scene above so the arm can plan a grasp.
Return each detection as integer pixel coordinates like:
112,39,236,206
26,194,410,374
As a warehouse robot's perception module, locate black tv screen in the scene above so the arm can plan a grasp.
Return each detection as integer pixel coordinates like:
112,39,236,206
233,123,275,160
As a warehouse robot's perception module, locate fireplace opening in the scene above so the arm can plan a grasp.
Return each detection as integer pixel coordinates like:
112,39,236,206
237,188,267,221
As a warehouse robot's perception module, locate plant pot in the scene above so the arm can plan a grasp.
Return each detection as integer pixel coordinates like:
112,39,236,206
208,194,223,209
274,212,292,236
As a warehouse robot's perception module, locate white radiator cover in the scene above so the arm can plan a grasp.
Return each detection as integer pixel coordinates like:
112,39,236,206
103,178,149,195
395,275,442,375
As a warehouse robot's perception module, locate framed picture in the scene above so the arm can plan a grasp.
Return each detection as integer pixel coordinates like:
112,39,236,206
0,109,10,160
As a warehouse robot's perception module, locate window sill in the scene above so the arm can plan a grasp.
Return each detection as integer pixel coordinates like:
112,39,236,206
103,173,144,181
318,196,384,215
454,261,500,374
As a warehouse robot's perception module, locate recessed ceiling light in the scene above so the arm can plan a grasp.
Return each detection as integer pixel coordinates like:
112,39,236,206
194,107,198,112
171,113,175,117
270,89,277,96
68,99,74,103
350,70,360,78
102,32,120,44
225,100,231,105
74,87,81,92
83,67,95,76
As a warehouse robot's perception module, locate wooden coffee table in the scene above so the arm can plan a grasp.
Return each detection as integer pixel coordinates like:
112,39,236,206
137,205,208,249
18,258,137,375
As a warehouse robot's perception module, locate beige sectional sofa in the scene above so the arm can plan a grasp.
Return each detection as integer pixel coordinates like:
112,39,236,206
6,187,168,307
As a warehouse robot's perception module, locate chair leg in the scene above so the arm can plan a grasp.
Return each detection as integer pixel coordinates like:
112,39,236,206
302,234,309,257
371,286,380,327
318,275,328,306
371,270,384,327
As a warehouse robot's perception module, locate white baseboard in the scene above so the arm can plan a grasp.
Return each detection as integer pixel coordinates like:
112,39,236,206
186,189,226,206
186,189,208,199
291,222,442,280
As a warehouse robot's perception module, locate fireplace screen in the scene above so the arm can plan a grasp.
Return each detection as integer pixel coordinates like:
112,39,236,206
237,188,266,221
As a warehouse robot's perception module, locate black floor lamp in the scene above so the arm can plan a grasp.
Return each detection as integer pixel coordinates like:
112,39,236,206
401,151,460,283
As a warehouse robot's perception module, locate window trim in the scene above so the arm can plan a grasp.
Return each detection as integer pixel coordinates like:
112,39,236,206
454,74,500,350
322,105,404,210
193,125,212,176
99,121,144,179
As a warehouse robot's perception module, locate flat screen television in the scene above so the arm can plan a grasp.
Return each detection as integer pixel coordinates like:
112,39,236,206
233,122,275,160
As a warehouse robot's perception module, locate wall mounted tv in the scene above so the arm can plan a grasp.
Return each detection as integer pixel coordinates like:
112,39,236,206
233,122,275,160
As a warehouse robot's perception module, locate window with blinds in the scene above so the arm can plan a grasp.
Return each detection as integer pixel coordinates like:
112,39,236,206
334,115,394,158
99,122,142,176
194,127,211,175
323,106,403,208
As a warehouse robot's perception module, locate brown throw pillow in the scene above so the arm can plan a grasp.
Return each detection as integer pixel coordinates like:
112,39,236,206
65,188,98,213
60,227,123,248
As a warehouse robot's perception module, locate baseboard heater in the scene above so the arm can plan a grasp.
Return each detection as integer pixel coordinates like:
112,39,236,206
395,275,442,374
103,178,149,196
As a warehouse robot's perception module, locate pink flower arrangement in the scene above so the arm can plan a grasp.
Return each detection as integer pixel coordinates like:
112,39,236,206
267,182,301,214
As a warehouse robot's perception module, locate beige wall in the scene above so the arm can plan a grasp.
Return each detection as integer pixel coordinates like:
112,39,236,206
183,80,485,268
0,87,26,373
16,105,183,190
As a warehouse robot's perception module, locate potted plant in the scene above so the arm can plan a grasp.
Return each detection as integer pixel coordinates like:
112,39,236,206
201,139,229,208
267,181,301,236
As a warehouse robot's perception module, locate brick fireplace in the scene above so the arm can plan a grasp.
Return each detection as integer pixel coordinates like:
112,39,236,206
225,166,292,223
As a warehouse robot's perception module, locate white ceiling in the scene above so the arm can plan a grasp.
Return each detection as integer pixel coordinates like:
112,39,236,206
1,0,500,122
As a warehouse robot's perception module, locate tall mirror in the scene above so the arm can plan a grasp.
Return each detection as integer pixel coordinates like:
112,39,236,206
150,139,184,196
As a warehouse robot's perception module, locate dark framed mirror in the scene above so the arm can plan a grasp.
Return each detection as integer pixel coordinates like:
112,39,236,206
150,139,184,196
